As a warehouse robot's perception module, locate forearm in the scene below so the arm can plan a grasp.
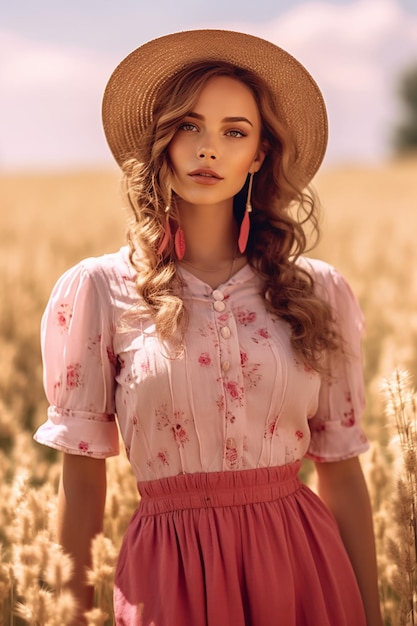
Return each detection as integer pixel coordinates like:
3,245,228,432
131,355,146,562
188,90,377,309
58,454,107,622
315,457,383,626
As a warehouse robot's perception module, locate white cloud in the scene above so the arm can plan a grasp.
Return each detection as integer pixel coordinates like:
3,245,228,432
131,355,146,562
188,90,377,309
227,0,417,164
0,32,115,170
1,0,417,170
1,32,86,86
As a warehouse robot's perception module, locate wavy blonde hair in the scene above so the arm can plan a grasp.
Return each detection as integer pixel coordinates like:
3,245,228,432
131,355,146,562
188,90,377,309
121,60,339,370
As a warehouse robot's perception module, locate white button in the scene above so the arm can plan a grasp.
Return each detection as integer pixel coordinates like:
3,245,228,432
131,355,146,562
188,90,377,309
212,289,224,301
214,301,226,312
220,326,231,339
222,360,231,372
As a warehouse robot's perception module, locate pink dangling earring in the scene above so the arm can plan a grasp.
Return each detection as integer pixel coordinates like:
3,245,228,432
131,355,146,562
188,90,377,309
175,227,186,260
238,172,254,254
157,205,172,255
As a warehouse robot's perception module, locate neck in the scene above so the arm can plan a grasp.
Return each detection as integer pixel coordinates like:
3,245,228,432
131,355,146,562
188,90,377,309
178,200,238,267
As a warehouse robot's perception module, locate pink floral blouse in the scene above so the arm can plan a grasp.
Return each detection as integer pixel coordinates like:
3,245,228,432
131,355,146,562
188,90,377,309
34,247,369,481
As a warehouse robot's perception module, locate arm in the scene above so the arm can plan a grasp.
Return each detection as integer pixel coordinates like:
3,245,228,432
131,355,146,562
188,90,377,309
315,456,383,626
57,453,107,624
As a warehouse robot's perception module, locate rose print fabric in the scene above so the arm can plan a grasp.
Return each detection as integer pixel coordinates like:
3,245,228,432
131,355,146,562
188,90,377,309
34,247,369,480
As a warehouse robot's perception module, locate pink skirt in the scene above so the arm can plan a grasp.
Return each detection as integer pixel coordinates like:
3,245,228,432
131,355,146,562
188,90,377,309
113,462,366,625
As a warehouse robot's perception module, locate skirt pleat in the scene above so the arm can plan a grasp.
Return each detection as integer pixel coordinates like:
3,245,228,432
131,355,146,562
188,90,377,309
113,462,366,625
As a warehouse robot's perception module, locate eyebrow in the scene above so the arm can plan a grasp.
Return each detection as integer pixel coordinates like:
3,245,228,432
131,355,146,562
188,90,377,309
188,112,254,127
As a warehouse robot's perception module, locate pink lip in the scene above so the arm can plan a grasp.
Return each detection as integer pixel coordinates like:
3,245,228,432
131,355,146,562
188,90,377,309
188,168,223,183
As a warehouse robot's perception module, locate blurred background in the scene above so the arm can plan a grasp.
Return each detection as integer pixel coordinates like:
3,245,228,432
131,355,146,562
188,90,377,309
1,0,417,171
1,0,417,493
1,2,417,623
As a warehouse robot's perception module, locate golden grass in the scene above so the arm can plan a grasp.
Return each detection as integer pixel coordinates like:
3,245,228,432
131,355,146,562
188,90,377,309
1,157,416,624
314,158,417,445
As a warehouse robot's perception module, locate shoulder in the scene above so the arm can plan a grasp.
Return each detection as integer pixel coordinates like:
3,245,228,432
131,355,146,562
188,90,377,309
72,246,134,281
296,256,339,283
296,256,351,298
58,246,135,297
296,256,364,330
45,247,137,326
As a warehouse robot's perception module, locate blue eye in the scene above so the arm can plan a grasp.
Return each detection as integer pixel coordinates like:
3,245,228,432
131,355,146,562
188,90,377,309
226,129,247,138
179,122,198,132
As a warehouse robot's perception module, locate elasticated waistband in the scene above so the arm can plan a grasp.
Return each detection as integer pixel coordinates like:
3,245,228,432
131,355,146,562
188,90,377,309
137,461,303,515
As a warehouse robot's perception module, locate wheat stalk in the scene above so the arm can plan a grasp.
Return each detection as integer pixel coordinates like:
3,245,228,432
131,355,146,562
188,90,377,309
382,369,417,625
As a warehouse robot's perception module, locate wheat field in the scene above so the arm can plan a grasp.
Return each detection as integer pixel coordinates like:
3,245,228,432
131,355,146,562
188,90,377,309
1,157,417,624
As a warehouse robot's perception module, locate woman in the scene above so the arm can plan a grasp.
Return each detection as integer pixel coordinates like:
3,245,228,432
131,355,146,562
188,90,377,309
34,29,383,625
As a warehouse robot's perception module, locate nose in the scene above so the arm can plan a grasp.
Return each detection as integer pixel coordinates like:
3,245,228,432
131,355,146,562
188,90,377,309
198,148,217,160
197,134,218,160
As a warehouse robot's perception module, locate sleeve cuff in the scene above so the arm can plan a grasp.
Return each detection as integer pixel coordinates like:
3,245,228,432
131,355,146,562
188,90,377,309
33,406,120,458
305,418,369,462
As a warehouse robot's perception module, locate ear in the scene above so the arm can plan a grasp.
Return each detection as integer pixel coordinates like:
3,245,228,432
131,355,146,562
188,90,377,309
249,145,266,174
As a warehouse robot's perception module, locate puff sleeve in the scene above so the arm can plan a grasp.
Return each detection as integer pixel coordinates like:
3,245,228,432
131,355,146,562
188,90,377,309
304,260,369,462
33,260,120,458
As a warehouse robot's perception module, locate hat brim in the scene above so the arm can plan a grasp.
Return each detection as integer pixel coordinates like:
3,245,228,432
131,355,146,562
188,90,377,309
102,29,328,188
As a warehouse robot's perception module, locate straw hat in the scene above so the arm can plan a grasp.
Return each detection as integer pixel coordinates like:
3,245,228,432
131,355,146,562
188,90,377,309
102,29,328,188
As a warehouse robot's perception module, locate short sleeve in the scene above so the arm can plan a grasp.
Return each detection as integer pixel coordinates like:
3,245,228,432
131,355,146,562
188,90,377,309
303,260,369,462
33,260,120,458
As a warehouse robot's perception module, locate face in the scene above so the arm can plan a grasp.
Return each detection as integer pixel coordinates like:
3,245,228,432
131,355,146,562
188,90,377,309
167,75,265,210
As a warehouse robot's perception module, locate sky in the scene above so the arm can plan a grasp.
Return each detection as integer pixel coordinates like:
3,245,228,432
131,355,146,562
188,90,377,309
1,0,417,172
